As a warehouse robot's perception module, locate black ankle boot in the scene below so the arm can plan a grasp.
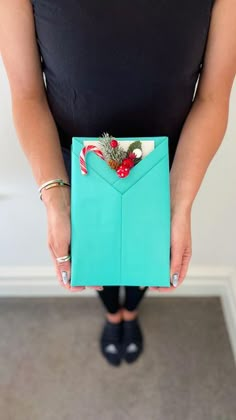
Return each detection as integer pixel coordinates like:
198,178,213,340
122,317,143,363
100,319,123,366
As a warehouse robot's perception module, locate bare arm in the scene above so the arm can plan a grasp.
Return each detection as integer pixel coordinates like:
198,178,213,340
0,0,70,208
170,0,236,214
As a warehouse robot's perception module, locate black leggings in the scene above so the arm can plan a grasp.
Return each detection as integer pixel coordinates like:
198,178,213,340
61,146,149,314
96,286,148,313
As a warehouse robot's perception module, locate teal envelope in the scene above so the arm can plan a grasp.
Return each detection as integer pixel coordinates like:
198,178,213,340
70,136,171,287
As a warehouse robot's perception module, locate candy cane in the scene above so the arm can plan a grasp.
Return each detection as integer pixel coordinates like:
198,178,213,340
80,145,105,175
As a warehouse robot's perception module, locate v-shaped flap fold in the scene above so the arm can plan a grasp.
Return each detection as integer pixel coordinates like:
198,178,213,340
71,136,169,194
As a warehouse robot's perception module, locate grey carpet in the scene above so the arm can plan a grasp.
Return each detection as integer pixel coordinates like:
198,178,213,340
0,296,235,420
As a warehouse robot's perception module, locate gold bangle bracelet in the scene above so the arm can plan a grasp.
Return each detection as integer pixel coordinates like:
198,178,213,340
39,179,71,201
38,178,70,193
39,183,71,201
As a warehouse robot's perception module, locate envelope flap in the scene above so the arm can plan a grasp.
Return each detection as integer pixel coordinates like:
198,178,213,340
113,139,168,194
71,136,169,192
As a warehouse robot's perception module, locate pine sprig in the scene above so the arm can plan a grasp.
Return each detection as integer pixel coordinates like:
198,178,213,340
98,132,126,165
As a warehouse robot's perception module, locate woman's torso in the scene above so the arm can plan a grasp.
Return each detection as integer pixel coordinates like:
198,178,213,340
31,0,214,167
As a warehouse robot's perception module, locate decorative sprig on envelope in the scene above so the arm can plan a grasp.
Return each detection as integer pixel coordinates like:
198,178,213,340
98,132,143,178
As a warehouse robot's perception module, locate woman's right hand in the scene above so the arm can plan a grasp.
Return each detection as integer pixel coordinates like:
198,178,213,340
43,186,103,292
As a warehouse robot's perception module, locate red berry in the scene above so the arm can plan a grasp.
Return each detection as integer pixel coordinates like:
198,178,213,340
117,165,130,178
123,166,130,174
122,158,134,168
110,139,118,148
128,152,136,160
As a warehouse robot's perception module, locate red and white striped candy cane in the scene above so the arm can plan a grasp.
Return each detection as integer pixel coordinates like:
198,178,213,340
80,144,105,175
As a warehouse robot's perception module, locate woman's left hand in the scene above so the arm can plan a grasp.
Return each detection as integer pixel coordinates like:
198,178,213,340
149,205,192,292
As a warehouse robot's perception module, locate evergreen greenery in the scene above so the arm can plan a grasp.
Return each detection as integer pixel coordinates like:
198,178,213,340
98,132,127,165
127,140,142,164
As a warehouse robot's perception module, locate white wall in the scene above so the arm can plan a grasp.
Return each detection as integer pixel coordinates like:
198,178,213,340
0,58,50,266
191,81,236,266
0,57,236,268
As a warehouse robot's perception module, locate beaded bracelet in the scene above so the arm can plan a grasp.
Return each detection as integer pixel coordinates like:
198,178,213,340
38,178,71,201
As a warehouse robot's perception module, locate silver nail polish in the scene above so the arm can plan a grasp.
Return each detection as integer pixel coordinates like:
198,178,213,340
171,272,179,287
61,271,69,285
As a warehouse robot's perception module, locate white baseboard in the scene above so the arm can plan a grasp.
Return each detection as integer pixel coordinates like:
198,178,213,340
0,265,235,363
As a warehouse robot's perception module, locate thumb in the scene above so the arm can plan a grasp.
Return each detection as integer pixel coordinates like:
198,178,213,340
170,243,182,287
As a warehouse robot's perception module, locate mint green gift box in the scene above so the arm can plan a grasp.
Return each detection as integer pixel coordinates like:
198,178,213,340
70,136,171,287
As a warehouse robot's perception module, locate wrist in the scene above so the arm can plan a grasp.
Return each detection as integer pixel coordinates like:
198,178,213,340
171,199,192,216
42,185,71,211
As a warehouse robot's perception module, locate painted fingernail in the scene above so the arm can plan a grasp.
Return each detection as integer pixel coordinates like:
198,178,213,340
171,272,179,287
61,271,69,285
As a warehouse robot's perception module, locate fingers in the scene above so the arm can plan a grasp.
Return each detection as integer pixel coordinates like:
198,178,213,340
153,243,183,293
48,243,103,292
153,242,192,293
139,241,183,292
45,188,103,291
48,243,85,292
151,208,192,293
177,247,192,284
169,240,182,286
169,230,192,287
148,240,192,293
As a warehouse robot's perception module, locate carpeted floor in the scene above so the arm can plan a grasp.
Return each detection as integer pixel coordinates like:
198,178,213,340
0,296,235,420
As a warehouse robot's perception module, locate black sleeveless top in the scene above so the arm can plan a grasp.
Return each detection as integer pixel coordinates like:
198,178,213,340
31,0,214,168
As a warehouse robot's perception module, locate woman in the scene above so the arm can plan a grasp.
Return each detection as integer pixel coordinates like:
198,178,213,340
0,0,235,367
